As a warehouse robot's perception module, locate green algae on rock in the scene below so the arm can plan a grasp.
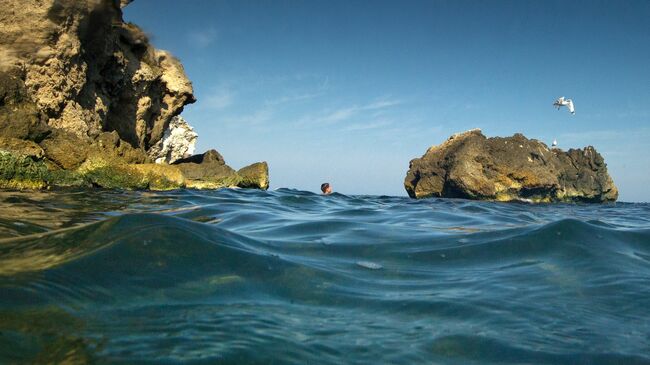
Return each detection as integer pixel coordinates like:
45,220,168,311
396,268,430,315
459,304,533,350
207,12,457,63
0,146,268,191
0,151,49,189
174,150,269,190
69,156,187,191
404,129,618,203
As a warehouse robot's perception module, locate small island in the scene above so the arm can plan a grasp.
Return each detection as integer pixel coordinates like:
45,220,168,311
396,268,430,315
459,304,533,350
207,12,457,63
404,129,618,203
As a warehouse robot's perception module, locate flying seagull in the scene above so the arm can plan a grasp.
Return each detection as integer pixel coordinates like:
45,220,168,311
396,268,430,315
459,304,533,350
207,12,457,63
553,96,575,114
552,139,557,147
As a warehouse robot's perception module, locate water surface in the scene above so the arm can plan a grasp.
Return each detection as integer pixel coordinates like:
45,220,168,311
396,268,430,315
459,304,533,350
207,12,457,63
0,188,649,364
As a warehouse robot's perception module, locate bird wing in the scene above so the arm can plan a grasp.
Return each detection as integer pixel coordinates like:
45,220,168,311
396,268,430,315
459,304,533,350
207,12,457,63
567,99,575,114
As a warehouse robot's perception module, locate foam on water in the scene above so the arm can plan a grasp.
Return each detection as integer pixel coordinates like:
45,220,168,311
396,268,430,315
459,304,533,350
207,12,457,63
0,188,649,364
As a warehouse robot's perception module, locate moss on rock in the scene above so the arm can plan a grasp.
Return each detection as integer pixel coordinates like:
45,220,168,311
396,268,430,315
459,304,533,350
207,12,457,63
46,168,87,188
0,133,268,192
0,150,48,189
185,175,242,190
129,164,185,190
78,158,147,190
77,157,185,190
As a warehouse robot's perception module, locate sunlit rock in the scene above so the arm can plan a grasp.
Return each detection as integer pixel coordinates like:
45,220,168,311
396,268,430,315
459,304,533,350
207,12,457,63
405,129,618,203
148,116,198,164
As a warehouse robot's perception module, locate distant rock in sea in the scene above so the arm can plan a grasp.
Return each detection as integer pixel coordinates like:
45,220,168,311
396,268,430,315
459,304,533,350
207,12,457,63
404,129,618,203
0,0,268,191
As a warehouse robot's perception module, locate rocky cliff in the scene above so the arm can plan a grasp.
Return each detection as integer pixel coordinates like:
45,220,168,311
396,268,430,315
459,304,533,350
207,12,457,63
0,0,268,190
404,129,618,203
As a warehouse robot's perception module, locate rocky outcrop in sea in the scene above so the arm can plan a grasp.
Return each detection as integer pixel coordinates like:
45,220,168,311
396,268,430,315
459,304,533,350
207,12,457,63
0,0,267,190
172,150,269,190
404,129,618,203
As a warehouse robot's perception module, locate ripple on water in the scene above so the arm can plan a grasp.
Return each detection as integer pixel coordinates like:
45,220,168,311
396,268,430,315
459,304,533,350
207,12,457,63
0,189,649,364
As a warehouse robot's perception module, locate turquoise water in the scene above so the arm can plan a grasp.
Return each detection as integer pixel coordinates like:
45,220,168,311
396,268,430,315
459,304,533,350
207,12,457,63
0,188,649,364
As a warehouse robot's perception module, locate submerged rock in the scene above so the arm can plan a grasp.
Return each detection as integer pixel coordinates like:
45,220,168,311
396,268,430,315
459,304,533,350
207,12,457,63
404,129,618,203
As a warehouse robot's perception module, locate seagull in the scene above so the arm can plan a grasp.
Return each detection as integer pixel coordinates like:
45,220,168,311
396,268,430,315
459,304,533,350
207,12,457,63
552,139,557,147
553,96,575,114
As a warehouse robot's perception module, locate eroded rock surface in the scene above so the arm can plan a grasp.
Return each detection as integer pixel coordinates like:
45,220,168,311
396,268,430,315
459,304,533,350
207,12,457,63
173,150,269,190
0,0,269,191
0,0,195,149
148,116,197,164
404,129,618,203
238,162,270,190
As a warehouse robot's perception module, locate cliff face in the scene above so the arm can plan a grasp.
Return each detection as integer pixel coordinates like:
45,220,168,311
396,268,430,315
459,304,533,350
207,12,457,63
0,0,194,150
0,0,269,191
404,129,618,203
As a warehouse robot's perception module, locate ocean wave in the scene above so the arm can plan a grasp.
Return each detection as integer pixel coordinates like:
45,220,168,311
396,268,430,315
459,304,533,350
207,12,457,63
0,189,649,364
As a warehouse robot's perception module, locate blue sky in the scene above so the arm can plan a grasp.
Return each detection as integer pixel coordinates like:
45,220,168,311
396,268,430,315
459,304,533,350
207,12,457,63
124,0,650,201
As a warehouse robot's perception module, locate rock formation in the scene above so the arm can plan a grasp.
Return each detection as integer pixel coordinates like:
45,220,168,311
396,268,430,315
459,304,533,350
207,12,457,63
404,129,618,203
0,0,268,190
173,150,269,190
0,0,194,147
148,116,197,164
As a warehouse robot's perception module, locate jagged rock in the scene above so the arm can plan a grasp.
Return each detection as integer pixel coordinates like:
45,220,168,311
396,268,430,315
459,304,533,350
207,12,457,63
0,0,270,191
0,0,195,148
404,129,618,203
148,115,198,163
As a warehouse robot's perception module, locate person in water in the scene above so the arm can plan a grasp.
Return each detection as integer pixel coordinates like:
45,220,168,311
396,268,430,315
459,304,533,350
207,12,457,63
321,183,332,195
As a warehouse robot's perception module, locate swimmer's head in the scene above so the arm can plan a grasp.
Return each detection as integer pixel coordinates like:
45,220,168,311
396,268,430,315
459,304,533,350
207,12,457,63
320,183,332,195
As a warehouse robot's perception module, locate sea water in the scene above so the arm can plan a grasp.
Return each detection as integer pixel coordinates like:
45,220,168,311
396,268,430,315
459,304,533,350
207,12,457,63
0,188,649,364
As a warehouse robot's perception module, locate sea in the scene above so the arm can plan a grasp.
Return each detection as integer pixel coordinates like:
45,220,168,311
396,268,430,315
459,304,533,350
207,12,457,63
0,188,649,364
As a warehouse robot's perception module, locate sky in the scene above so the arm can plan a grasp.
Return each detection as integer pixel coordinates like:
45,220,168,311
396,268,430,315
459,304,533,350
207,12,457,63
124,0,650,202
